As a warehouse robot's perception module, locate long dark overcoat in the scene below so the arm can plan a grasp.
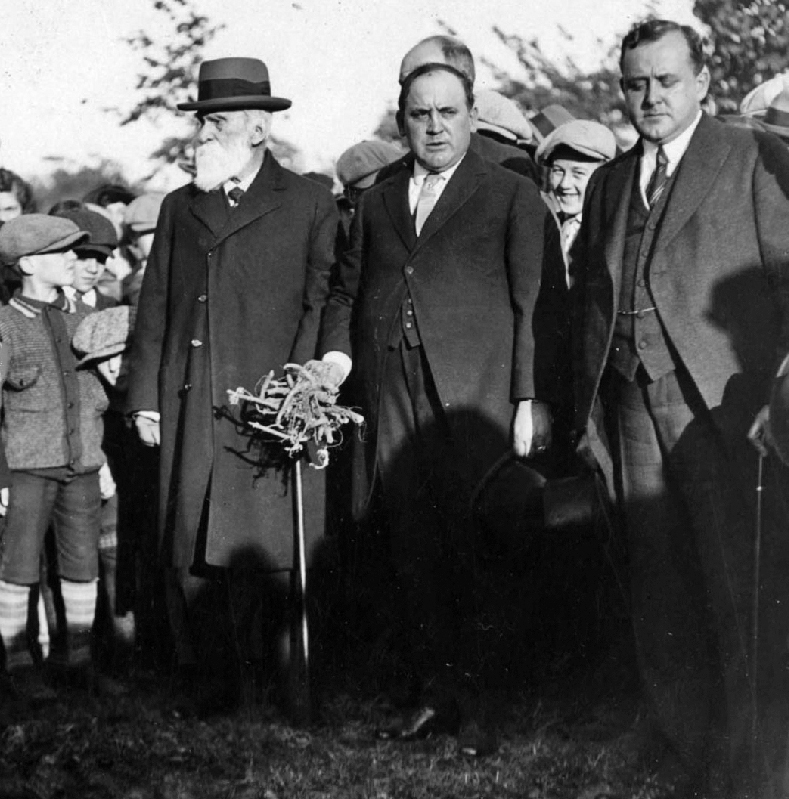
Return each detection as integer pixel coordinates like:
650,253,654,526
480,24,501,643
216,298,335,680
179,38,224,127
572,114,789,478
320,150,563,515
126,154,338,570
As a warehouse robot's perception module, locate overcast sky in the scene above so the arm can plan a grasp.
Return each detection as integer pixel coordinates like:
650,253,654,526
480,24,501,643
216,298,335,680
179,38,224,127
0,0,695,190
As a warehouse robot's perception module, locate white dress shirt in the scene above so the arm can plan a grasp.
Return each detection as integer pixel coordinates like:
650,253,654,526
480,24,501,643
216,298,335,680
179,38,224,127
407,157,464,214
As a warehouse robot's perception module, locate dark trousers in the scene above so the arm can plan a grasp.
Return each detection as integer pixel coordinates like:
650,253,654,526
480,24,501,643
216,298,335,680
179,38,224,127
0,469,101,584
611,366,756,792
376,342,483,701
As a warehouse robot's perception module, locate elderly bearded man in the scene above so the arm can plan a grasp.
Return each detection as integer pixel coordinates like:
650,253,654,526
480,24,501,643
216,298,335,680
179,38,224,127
320,62,562,757
126,58,338,714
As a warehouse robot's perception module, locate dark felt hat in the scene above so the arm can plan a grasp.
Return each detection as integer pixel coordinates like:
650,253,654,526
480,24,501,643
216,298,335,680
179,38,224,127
0,214,88,264
178,57,292,113
53,208,118,258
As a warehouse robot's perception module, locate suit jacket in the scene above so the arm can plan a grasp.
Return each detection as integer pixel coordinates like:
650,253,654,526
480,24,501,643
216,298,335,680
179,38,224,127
126,153,338,570
573,114,789,467
320,149,563,514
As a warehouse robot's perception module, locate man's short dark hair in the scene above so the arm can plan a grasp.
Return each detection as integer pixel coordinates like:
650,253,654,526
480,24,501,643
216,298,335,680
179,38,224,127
0,168,36,214
396,63,475,131
620,19,706,75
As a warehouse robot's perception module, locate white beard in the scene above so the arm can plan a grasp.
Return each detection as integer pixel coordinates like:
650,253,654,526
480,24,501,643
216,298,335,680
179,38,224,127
194,136,255,192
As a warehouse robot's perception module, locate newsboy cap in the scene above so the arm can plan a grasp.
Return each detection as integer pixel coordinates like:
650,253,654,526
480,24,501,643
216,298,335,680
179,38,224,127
124,192,165,233
536,119,617,164
0,214,88,264
760,86,789,141
475,90,533,144
178,57,291,113
336,140,404,189
53,207,118,258
73,305,136,366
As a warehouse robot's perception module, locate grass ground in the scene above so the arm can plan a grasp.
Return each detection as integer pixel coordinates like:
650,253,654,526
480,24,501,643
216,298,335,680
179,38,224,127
0,640,676,799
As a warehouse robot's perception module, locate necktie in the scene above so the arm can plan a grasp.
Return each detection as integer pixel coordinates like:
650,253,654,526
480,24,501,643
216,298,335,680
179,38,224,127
646,145,669,208
228,186,244,206
414,173,442,235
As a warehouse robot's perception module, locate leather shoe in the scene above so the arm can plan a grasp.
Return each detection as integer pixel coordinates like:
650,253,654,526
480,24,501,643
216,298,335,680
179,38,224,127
376,702,460,742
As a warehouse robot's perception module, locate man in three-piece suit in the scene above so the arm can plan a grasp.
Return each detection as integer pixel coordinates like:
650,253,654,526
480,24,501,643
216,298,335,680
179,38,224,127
572,20,789,797
320,61,561,756
126,57,338,711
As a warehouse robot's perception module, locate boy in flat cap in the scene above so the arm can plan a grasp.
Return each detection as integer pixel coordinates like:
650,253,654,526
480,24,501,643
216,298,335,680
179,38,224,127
52,205,119,310
0,214,110,705
536,119,617,285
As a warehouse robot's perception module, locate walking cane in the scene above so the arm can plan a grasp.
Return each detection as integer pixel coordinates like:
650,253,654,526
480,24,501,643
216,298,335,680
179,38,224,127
287,456,311,724
751,453,765,763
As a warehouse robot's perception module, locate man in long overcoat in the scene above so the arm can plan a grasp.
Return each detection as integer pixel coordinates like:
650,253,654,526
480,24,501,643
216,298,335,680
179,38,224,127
126,57,338,709
320,62,562,756
572,20,789,797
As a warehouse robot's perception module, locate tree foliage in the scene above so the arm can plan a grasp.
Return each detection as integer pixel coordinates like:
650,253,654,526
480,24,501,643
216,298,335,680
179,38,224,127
487,27,627,127
30,159,135,213
694,0,789,113
120,0,299,173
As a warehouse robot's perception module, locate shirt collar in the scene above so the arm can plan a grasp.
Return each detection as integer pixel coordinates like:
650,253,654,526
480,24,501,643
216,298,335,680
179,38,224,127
642,110,703,173
223,163,261,196
413,155,465,185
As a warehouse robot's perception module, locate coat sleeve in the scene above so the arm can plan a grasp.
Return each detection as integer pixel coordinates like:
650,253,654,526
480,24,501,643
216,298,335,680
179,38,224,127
752,131,789,370
318,192,366,360
125,191,176,415
507,176,565,403
288,188,340,365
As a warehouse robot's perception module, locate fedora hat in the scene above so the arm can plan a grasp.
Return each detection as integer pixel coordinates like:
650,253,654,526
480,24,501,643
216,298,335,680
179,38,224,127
178,57,292,113
760,86,789,141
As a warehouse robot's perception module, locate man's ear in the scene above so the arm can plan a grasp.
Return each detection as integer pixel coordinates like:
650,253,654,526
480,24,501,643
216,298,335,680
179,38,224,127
17,255,33,276
469,104,478,133
396,110,405,138
251,112,273,147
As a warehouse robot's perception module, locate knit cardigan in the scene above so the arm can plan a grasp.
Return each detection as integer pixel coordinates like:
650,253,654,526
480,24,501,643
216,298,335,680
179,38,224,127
0,296,108,471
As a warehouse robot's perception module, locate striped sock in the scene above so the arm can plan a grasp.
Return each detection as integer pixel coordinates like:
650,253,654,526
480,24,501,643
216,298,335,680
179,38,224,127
0,580,33,672
60,579,98,666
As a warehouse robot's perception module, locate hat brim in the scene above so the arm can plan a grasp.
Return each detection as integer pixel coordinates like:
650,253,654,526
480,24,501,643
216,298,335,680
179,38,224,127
75,244,113,258
77,343,127,367
37,230,90,255
177,96,291,113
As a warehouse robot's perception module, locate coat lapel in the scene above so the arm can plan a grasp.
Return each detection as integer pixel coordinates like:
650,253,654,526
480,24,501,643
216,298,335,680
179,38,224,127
188,152,286,245
382,162,416,252
603,147,638,293
651,115,731,261
188,188,230,238
413,150,485,250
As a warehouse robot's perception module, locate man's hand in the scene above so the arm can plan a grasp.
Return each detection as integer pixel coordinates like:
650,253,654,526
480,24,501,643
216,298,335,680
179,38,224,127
512,400,552,458
748,404,773,457
0,487,8,517
303,359,347,391
99,462,117,500
135,415,161,447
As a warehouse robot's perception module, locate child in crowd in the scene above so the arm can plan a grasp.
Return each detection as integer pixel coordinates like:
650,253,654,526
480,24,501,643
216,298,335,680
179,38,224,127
72,305,137,677
52,206,119,309
0,214,108,706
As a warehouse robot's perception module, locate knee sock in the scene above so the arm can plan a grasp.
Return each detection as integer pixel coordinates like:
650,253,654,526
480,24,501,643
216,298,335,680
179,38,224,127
0,580,33,672
59,579,97,667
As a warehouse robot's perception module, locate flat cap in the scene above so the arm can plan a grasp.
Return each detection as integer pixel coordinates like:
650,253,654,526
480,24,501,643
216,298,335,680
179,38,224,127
336,140,404,189
0,214,88,264
475,90,533,144
740,73,789,117
124,192,165,233
536,119,617,164
529,104,575,141
73,305,135,366
53,207,118,257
